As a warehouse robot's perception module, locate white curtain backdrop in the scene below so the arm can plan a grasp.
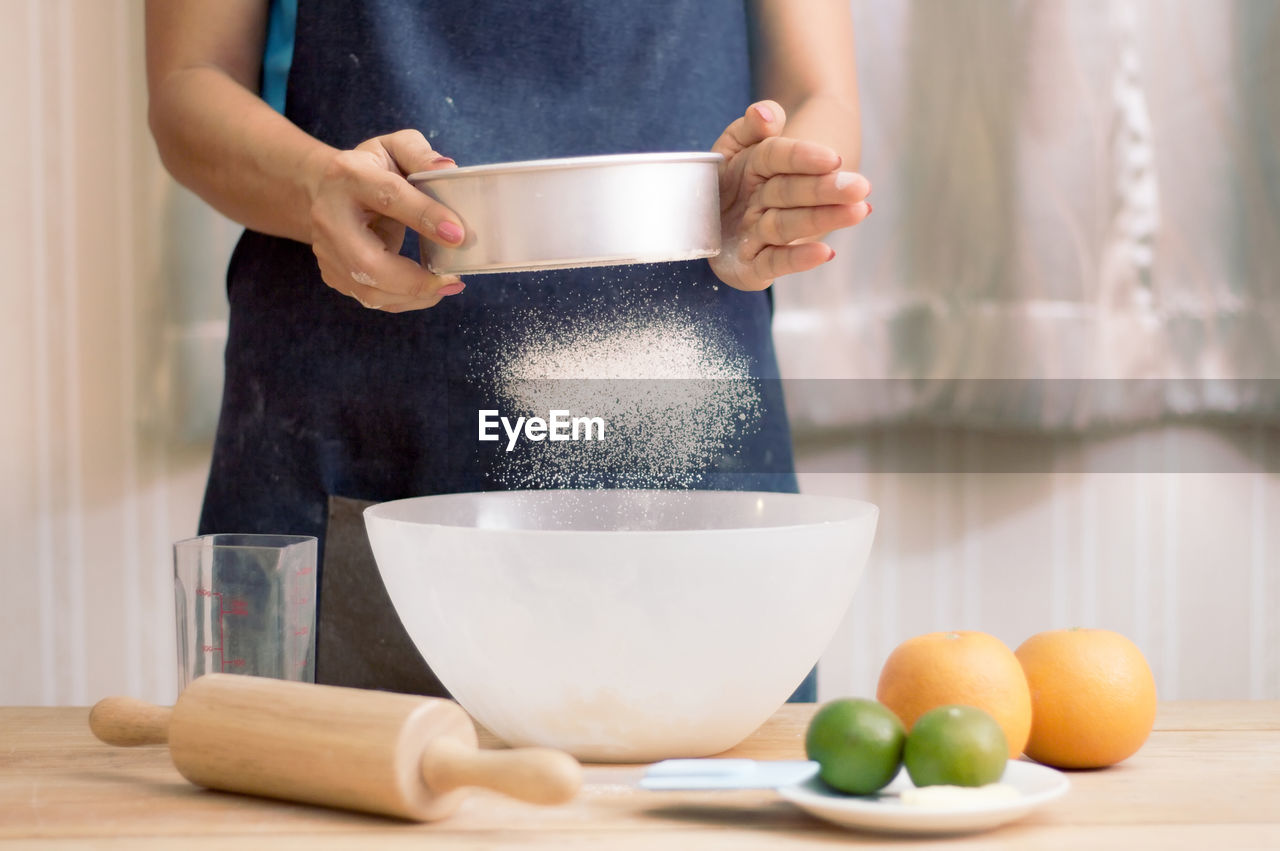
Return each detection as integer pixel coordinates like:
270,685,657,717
777,0,1280,431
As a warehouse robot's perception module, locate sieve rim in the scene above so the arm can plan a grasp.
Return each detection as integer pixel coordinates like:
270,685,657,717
407,152,724,184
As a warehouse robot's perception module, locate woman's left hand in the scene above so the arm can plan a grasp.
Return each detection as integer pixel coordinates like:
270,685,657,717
709,100,871,291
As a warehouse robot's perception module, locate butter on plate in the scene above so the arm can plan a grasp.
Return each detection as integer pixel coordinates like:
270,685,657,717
899,784,1020,808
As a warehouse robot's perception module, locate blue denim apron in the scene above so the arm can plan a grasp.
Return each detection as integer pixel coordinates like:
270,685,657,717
199,0,812,700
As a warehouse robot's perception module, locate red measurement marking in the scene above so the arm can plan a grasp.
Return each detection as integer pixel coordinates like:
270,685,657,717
198,589,225,669
196,587,256,672
293,626,310,636
295,567,313,575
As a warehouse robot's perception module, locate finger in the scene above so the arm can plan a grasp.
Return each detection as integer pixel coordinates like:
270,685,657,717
325,198,432,299
756,171,871,209
367,129,455,177
314,207,464,301
751,241,837,284
344,277,442,311
316,247,455,311
346,246,462,301
756,202,868,246
324,262,463,311
316,243,444,310
326,149,465,247
711,99,786,160
359,280,464,312
747,136,843,180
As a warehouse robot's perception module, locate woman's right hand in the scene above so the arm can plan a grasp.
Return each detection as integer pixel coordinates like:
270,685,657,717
307,129,467,312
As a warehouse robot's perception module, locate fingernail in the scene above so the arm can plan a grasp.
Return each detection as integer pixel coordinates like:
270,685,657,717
835,171,857,190
439,281,466,296
432,155,456,166
827,248,837,261
754,104,775,123
866,202,874,216
436,221,464,243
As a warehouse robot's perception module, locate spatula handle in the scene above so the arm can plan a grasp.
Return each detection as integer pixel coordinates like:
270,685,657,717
420,737,582,805
89,696,172,746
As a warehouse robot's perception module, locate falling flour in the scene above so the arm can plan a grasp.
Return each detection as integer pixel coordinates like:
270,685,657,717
482,297,762,490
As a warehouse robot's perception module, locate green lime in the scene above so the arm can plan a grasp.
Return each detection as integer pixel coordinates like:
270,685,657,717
903,704,1008,788
805,698,906,795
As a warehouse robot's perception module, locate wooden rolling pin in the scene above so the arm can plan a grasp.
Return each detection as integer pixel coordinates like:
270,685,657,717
89,673,582,822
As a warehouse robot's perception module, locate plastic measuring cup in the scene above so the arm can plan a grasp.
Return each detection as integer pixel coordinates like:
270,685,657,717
173,534,317,692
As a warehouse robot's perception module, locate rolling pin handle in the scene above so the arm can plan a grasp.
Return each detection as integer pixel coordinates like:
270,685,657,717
420,738,582,805
89,696,172,746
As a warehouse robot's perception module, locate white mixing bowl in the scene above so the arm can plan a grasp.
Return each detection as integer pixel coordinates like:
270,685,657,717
364,490,877,763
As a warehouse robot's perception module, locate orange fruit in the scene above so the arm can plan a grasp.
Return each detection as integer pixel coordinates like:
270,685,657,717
1015,628,1157,769
876,631,1032,759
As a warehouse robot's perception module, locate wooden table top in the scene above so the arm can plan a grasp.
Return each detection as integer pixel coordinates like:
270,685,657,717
2,701,1278,848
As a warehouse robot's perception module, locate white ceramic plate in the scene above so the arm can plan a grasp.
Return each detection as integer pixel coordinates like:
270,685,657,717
778,761,1069,836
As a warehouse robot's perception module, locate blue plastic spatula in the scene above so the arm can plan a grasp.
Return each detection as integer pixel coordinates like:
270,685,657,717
641,759,820,790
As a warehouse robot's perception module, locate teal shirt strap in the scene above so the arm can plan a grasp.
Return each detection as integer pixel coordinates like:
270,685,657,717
261,0,297,113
